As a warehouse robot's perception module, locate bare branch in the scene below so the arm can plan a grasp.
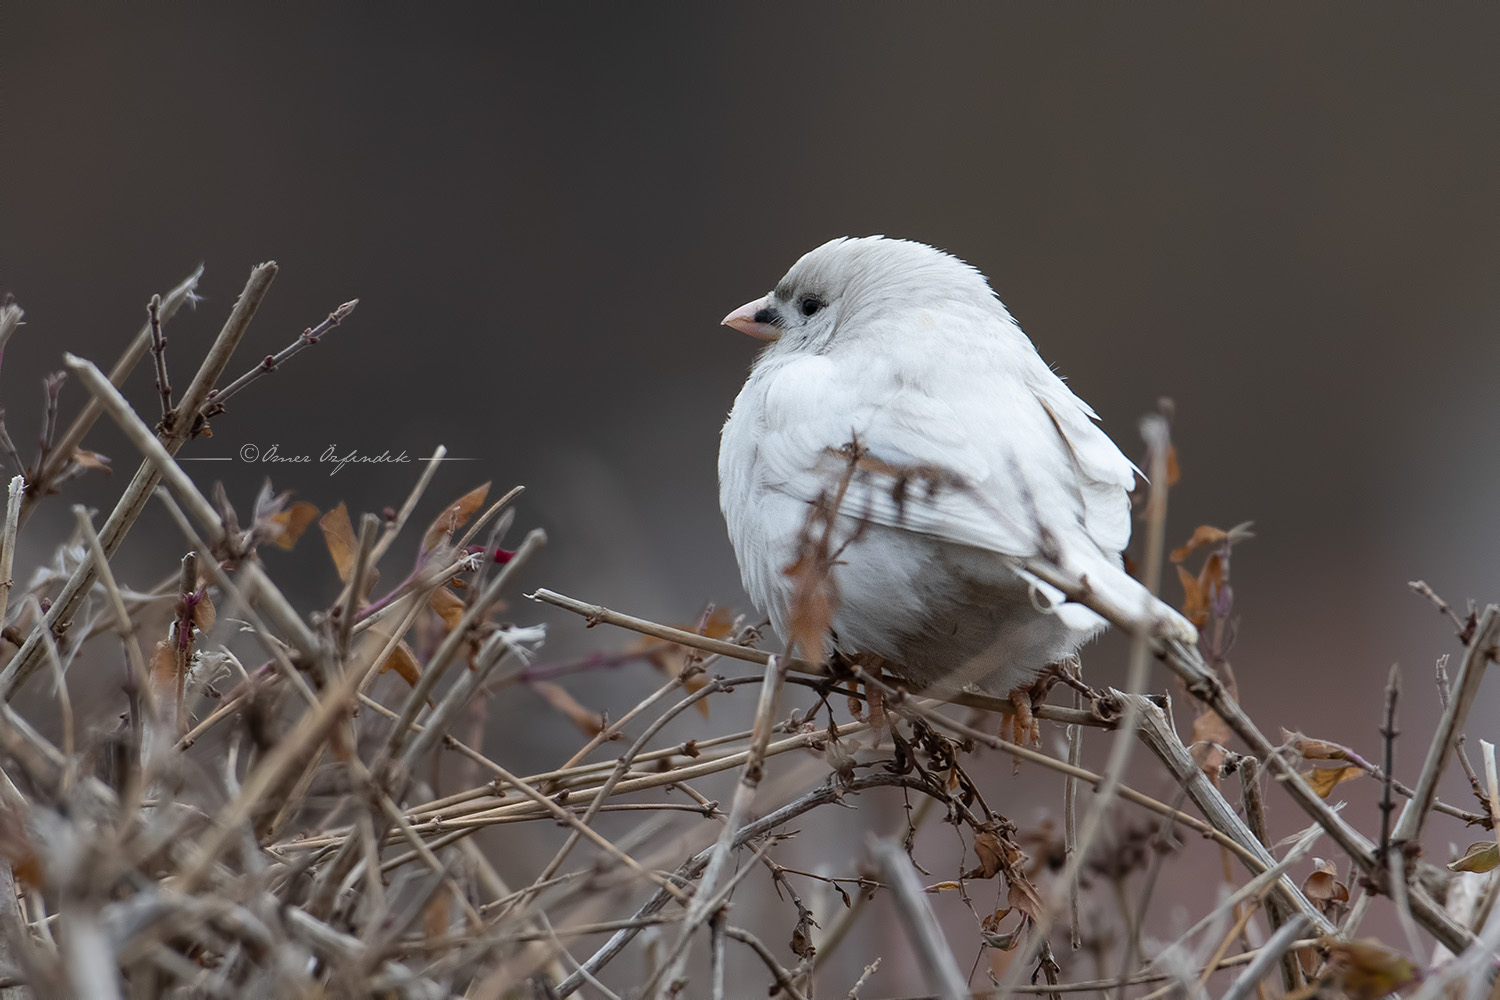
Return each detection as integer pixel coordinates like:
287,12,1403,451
32,372,66,478
655,654,789,996
1019,553,1483,954
20,264,203,525
1392,606,1500,847
1379,663,1401,855
147,294,172,421
869,836,970,1000
0,477,21,629
0,262,275,700
199,298,357,423
1217,914,1310,1000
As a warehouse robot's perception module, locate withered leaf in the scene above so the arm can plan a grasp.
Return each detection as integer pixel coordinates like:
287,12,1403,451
1301,858,1350,912
1190,708,1233,782
270,501,320,551
783,551,836,664
1007,876,1046,922
1447,841,1500,874
149,638,177,694
679,607,736,642
923,880,963,893
969,830,1005,880
190,590,216,631
1303,765,1363,798
380,641,423,688
422,482,491,553
631,608,734,719
1323,939,1418,1000
1170,525,1228,564
0,811,43,889
1176,564,1210,628
320,503,358,582
428,587,466,630
1284,730,1355,762
532,681,604,737
72,448,112,475
423,880,452,956
789,923,813,959
1296,945,1323,980
981,906,1013,933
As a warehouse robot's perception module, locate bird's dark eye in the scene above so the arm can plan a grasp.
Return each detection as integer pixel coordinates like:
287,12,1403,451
800,296,824,317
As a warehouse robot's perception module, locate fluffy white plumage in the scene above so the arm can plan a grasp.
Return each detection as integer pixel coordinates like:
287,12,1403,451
717,236,1194,698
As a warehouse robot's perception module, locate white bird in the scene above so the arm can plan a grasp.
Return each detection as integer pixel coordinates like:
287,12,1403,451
717,237,1194,722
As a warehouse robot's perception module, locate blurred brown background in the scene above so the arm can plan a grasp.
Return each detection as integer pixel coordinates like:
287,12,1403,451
3,3,1498,987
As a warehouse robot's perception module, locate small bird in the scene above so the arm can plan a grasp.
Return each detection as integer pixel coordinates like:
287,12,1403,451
717,237,1194,724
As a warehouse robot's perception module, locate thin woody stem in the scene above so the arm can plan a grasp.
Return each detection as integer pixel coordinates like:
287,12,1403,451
200,298,357,418
148,294,172,420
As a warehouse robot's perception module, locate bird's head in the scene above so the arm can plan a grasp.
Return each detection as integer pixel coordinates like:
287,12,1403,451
720,236,1002,351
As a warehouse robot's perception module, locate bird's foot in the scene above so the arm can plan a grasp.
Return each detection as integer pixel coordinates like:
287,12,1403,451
1003,666,1069,751
1005,687,1040,748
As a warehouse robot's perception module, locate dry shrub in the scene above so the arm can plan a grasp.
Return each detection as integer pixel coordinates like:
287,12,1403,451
0,268,1495,1000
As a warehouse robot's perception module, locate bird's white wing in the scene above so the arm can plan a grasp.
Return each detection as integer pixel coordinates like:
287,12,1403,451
751,354,1095,561
1028,373,1138,556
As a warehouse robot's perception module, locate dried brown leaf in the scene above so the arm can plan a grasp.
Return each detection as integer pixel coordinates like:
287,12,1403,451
0,811,43,889
789,919,814,959
1323,939,1418,1000
1007,876,1046,922
422,482,491,553
191,590,216,632
428,587,466,630
424,881,452,957
380,641,422,688
72,448,112,475
982,906,1014,933
1176,564,1209,627
149,638,176,695
532,681,604,737
270,501,320,551
783,550,836,663
1170,525,1228,563
1303,765,1363,798
320,502,357,581
674,608,736,642
1284,730,1355,762
969,831,1005,880
1190,708,1233,782
1302,858,1350,912
1448,841,1500,874
631,608,734,719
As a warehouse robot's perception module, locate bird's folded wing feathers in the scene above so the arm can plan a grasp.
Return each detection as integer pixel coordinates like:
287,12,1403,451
757,361,1106,561
1029,375,1138,555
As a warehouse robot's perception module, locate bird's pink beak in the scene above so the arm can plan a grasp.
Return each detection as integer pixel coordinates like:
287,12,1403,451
721,295,782,341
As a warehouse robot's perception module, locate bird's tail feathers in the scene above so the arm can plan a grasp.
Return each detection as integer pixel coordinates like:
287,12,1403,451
1054,554,1198,644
